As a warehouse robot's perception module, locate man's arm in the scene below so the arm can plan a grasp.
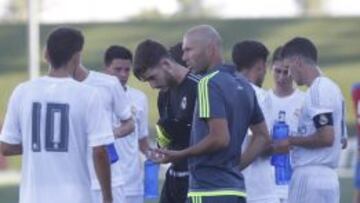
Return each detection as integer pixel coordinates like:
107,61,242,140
290,125,334,149
239,121,271,170
274,125,335,152
0,142,22,156
138,93,150,155
93,145,112,203
113,118,135,138
139,137,150,155
156,118,229,163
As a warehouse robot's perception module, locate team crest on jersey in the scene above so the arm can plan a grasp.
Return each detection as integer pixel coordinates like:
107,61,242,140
181,96,187,110
319,114,328,125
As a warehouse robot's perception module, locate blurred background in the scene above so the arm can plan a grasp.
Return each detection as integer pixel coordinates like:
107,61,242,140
0,0,359,202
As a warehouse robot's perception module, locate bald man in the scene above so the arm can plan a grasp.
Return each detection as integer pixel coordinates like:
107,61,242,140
157,25,270,203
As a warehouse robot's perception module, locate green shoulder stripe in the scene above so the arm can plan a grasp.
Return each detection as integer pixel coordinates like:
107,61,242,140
198,71,219,118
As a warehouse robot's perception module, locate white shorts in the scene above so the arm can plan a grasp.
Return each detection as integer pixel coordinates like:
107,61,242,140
91,185,126,203
288,165,339,203
125,195,144,203
276,185,288,203
279,199,288,203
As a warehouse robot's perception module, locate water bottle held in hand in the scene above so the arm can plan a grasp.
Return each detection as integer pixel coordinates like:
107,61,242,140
271,111,292,185
144,159,160,199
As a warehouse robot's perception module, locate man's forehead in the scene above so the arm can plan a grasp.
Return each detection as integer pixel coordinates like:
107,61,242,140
273,62,288,70
111,58,131,65
184,33,206,45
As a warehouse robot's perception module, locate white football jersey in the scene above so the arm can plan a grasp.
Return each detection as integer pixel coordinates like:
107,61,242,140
0,76,114,203
116,86,149,196
264,88,305,200
242,83,278,202
82,71,132,189
265,89,305,137
291,76,346,169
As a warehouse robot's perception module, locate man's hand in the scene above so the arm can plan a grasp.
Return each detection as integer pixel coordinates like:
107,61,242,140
151,148,185,164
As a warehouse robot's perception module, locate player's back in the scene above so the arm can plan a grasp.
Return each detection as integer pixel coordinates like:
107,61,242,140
82,70,129,189
82,71,118,117
12,76,110,203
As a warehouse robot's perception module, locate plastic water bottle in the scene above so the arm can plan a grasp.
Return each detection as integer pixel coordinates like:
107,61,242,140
271,111,292,185
144,159,160,199
106,143,119,164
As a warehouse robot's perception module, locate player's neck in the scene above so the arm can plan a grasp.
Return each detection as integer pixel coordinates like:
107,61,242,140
173,64,190,86
241,69,258,86
274,85,295,97
305,66,321,87
73,65,89,82
48,66,71,78
207,57,224,73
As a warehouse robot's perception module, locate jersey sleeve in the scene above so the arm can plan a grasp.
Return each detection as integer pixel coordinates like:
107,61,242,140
0,84,23,144
86,90,114,147
308,81,334,118
198,78,225,119
112,83,132,121
138,93,149,139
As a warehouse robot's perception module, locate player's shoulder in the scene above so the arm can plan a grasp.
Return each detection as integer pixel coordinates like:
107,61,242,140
186,72,201,84
22,76,79,89
308,76,341,107
88,71,119,86
199,69,224,87
309,76,341,99
250,83,267,99
128,86,147,100
311,76,339,92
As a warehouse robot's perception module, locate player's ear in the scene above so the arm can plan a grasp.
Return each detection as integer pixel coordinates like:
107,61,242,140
159,58,172,71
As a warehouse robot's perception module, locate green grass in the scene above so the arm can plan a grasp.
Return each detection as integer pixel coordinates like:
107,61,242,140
0,177,354,203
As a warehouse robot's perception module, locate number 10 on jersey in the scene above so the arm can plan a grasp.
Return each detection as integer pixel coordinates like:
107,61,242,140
32,102,70,152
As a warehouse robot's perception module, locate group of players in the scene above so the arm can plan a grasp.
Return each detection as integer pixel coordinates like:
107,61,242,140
0,23,347,203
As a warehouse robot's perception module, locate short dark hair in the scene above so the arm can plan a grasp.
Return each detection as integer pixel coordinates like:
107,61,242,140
232,40,269,71
281,37,318,63
46,27,84,69
133,39,170,81
271,46,283,64
104,45,133,66
169,42,186,67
